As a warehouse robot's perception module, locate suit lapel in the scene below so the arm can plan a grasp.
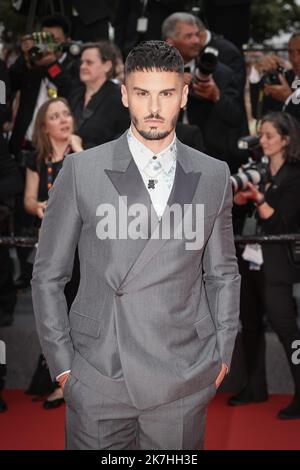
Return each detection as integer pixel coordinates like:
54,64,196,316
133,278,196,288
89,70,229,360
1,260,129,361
120,139,201,288
105,133,159,239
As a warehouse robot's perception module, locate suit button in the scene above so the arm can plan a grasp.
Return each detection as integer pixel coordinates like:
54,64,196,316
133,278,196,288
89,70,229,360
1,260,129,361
116,290,124,297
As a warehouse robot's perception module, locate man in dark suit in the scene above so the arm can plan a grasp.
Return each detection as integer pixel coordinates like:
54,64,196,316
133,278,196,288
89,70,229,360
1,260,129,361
249,32,300,120
9,14,80,161
163,12,246,172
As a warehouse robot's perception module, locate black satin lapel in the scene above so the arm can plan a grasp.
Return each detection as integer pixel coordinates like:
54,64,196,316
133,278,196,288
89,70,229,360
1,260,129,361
164,161,201,221
105,159,158,238
121,163,201,289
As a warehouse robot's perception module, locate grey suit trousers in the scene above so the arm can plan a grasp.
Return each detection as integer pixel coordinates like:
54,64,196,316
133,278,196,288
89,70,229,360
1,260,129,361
64,374,216,450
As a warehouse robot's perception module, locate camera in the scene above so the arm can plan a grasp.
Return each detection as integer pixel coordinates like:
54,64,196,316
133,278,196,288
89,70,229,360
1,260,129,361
194,46,219,83
231,135,271,193
237,135,262,160
27,32,82,63
262,65,286,86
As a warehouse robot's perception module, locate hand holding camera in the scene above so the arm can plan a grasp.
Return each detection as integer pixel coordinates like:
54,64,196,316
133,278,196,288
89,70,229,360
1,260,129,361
264,73,292,102
254,54,284,75
20,32,81,68
233,181,264,206
186,46,221,102
253,53,292,102
192,77,220,102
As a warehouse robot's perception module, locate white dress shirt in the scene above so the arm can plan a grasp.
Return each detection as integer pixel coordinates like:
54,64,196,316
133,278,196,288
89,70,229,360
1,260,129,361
127,127,177,218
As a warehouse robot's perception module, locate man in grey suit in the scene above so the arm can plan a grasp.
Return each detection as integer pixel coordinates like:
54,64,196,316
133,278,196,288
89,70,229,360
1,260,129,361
31,41,240,450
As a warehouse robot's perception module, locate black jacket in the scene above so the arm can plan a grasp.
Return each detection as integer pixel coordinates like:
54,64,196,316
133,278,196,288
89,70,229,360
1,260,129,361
208,32,246,97
259,162,300,284
183,61,244,172
9,53,80,158
68,80,130,149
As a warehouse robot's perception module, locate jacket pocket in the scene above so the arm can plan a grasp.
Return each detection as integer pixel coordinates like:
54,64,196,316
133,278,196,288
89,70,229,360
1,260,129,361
70,310,101,338
194,313,216,340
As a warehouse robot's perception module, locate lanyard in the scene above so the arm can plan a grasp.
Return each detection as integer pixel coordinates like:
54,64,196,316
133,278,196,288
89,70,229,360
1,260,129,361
140,0,148,16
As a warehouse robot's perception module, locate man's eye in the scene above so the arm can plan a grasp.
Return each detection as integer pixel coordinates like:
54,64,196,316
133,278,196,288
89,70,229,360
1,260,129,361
137,92,147,96
162,92,172,97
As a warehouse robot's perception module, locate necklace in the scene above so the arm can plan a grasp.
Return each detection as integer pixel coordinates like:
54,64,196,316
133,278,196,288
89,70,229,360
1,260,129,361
46,144,71,191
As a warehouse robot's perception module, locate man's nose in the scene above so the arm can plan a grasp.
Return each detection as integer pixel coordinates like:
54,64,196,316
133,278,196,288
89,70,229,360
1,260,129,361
149,96,160,114
192,34,201,45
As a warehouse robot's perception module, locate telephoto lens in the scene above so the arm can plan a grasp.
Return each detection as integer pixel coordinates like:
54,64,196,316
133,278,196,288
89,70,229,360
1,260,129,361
230,157,271,193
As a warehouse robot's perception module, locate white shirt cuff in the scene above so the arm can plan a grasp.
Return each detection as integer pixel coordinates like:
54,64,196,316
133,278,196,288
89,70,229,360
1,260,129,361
249,66,261,84
56,370,71,380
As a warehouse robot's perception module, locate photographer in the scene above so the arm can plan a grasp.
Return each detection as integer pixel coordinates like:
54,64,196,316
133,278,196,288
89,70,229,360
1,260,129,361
249,32,300,119
229,112,300,420
163,12,247,172
9,14,80,161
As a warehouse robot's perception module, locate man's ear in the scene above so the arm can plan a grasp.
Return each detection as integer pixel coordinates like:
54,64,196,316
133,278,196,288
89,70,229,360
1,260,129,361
165,38,174,46
121,83,129,108
181,83,189,108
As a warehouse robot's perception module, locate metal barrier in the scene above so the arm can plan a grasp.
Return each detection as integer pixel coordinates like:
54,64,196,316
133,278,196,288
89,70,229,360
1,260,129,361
0,236,38,247
1,234,300,247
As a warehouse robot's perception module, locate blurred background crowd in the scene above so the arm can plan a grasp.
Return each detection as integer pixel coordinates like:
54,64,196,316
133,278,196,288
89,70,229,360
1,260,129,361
1,0,300,421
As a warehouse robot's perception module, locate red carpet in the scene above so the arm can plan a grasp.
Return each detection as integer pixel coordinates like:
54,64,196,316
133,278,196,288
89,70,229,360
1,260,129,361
0,391,299,450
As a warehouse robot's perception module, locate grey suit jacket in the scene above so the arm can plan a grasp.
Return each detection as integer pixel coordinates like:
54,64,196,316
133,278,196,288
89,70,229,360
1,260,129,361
31,131,240,410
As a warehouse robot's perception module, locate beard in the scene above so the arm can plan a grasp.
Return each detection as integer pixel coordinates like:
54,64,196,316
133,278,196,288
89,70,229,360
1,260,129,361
130,111,180,141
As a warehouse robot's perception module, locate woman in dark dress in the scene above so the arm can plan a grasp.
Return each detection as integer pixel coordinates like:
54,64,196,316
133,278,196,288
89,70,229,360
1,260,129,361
229,112,300,420
24,97,83,408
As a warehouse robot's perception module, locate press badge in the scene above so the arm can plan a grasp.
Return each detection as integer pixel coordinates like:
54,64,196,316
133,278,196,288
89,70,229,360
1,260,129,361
242,243,264,267
137,17,148,33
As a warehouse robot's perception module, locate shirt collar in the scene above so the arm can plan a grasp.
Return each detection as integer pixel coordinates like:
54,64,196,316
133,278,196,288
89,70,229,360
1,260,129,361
127,126,176,174
204,30,211,45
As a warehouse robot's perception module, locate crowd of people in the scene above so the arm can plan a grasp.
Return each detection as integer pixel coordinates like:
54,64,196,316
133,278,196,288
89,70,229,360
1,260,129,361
1,5,300,424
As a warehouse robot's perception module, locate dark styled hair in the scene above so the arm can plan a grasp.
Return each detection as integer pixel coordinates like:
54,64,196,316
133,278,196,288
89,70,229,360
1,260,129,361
261,111,300,162
41,14,71,38
124,40,184,77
